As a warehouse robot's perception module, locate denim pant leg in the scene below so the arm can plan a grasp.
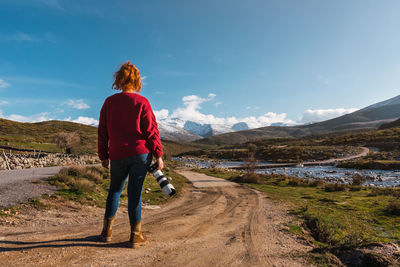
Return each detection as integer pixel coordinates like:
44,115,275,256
127,153,152,226
105,158,130,219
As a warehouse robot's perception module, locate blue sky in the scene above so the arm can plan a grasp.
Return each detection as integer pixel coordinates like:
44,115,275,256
0,0,399,127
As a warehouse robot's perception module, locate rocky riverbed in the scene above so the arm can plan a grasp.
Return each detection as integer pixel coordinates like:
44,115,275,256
174,157,400,187
0,153,99,170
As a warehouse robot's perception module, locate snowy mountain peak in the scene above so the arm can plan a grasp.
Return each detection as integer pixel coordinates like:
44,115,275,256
231,122,249,131
184,121,213,138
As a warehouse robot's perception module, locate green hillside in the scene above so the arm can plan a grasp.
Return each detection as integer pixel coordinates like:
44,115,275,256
0,118,97,153
379,118,400,130
197,103,400,145
183,127,400,163
0,118,203,156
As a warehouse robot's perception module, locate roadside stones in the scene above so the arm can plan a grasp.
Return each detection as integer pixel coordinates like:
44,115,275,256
0,153,100,170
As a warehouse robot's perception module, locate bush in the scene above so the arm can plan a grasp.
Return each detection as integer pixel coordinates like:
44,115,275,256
352,173,366,186
309,179,325,187
53,132,80,154
231,173,264,184
71,178,96,194
324,183,347,192
387,199,400,216
369,187,400,198
83,168,103,184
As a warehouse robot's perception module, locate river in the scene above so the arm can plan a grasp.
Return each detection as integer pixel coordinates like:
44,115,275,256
173,157,400,188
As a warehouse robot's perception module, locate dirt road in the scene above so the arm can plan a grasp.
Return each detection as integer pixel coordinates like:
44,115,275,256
0,169,313,266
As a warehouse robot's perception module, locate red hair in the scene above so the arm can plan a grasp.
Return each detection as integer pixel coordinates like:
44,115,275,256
112,61,142,92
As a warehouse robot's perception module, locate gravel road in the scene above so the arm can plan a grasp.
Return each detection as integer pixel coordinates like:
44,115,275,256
1,169,313,266
0,167,62,208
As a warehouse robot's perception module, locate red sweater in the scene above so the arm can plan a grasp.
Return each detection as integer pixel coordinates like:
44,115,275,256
98,92,163,161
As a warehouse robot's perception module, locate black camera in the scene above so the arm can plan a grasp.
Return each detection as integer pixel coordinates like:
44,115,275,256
148,163,176,196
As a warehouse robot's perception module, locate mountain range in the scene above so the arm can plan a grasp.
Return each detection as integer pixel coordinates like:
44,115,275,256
157,94,400,143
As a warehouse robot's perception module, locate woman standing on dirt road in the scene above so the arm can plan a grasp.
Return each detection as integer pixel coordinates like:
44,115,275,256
97,61,164,248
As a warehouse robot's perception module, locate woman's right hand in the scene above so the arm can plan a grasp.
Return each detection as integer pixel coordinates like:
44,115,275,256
156,157,164,170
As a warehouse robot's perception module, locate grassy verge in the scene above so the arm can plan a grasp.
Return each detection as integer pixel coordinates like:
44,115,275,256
47,162,187,207
338,159,400,170
193,168,400,263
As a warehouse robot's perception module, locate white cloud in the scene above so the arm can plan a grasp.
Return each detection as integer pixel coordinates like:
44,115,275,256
215,102,222,107
65,99,90,110
299,108,359,124
0,79,10,88
154,109,169,120
156,93,294,130
0,101,8,106
70,116,98,126
5,112,52,123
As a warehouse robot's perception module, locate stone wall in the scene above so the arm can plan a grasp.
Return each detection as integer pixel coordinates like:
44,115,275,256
0,153,100,170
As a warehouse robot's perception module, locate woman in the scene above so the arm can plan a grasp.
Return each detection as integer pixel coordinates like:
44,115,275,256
98,61,163,248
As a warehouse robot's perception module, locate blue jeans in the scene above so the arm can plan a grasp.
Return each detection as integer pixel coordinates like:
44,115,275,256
104,153,152,226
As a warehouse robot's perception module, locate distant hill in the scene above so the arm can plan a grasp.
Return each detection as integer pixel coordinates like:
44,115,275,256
0,118,98,153
378,118,400,130
197,95,400,145
0,118,202,156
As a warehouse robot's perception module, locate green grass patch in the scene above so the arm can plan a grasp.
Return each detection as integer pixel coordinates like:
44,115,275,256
192,168,400,249
283,222,304,236
48,162,187,207
48,166,111,206
28,198,47,210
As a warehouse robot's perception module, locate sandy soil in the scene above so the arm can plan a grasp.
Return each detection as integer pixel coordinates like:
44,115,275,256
0,169,314,267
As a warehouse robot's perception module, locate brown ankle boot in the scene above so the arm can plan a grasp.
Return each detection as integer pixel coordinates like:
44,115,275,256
128,220,147,248
100,217,115,242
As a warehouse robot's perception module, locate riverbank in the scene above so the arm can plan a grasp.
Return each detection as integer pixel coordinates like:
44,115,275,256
338,159,400,170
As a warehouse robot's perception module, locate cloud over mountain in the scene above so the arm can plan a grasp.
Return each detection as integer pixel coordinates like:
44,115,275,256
299,108,359,124
154,93,294,131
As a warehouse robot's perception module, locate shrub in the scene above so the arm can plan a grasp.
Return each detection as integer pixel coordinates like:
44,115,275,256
59,165,85,177
56,173,73,184
83,168,103,184
324,183,347,192
53,132,80,154
231,173,264,184
387,199,400,216
352,173,366,186
309,179,325,187
71,178,96,194
369,187,400,198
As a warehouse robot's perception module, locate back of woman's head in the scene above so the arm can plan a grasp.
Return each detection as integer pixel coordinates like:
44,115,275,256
112,61,142,92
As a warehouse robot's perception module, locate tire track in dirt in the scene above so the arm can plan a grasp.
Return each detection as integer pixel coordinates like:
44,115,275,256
0,169,313,266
